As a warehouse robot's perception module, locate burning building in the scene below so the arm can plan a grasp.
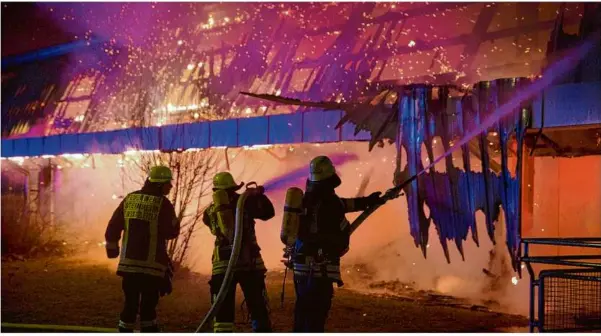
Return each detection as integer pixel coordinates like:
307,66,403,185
2,2,600,331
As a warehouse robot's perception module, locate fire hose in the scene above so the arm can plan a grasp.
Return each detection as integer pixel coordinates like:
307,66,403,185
197,147,478,331
349,173,419,234
195,182,262,333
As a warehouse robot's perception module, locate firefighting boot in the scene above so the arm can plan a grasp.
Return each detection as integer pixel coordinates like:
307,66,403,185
118,320,135,333
140,320,160,333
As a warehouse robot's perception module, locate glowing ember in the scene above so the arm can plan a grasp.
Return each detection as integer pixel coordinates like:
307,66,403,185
4,2,585,138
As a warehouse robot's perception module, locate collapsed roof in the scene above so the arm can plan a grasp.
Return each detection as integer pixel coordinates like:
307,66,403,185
2,2,593,138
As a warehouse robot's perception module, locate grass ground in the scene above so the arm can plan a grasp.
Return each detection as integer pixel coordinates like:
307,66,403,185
1,257,528,332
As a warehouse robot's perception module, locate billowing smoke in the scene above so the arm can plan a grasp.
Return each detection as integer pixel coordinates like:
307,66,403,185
46,142,527,313
22,141,601,316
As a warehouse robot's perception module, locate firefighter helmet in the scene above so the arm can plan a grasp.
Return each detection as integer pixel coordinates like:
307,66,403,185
213,172,244,191
309,156,336,182
148,165,173,183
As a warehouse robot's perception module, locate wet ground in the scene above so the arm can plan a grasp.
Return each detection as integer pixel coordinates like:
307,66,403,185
2,257,528,332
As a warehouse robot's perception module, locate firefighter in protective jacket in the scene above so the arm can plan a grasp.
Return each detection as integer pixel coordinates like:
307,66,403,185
292,156,385,332
105,165,180,332
203,172,274,332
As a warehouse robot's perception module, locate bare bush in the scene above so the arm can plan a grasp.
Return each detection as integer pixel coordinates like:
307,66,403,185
1,186,69,259
121,149,217,269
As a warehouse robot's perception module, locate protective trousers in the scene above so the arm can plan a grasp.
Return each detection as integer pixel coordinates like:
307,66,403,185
119,274,161,332
209,271,272,332
293,276,334,332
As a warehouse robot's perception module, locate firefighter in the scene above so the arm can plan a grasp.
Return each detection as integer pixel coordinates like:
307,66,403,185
203,172,274,332
105,165,180,333
292,156,385,332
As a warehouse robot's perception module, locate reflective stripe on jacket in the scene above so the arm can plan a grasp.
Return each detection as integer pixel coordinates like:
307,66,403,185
105,186,180,278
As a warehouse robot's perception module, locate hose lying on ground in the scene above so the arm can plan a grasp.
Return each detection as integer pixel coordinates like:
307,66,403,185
195,184,257,332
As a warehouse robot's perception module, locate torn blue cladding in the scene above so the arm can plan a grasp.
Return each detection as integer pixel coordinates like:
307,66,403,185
348,80,527,269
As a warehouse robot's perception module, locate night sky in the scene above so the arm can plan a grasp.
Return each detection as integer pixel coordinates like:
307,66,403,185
2,2,74,57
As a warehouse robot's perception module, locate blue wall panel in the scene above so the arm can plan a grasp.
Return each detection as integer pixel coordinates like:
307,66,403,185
210,120,238,147
140,127,160,150
77,133,96,153
341,122,371,141
303,110,341,143
184,122,210,149
13,139,29,156
92,131,114,154
109,130,129,153
269,113,302,144
161,124,184,151
28,137,45,156
1,139,14,157
81,132,103,153
43,135,62,155
532,82,601,128
3,111,362,157
121,128,144,150
60,134,80,153
238,117,269,146
60,133,79,153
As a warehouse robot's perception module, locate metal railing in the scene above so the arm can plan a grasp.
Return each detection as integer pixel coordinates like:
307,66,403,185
521,237,601,332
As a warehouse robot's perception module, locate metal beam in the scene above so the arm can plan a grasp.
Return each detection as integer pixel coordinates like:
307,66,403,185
1,39,101,68
3,82,600,158
296,17,580,69
456,3,498,73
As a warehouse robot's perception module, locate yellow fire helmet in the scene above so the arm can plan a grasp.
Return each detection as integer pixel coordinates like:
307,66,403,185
213,172,244,191
309,156,336,182
148,165,173,183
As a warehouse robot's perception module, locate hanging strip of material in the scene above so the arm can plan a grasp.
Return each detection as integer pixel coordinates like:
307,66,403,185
339,78,529,270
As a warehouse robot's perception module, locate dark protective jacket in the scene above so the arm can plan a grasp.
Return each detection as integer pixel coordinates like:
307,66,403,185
105,183,180,278
203,191,275,275
293,175,375,284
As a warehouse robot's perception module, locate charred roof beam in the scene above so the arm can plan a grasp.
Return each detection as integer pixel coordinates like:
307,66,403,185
295,17,580,69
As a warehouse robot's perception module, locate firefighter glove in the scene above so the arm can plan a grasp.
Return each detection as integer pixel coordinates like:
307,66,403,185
106,247,119,259
367,191,386,206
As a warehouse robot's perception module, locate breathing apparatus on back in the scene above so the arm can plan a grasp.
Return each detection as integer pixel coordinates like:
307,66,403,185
211,189,235,243
281,187,305,261
279,156,341,264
